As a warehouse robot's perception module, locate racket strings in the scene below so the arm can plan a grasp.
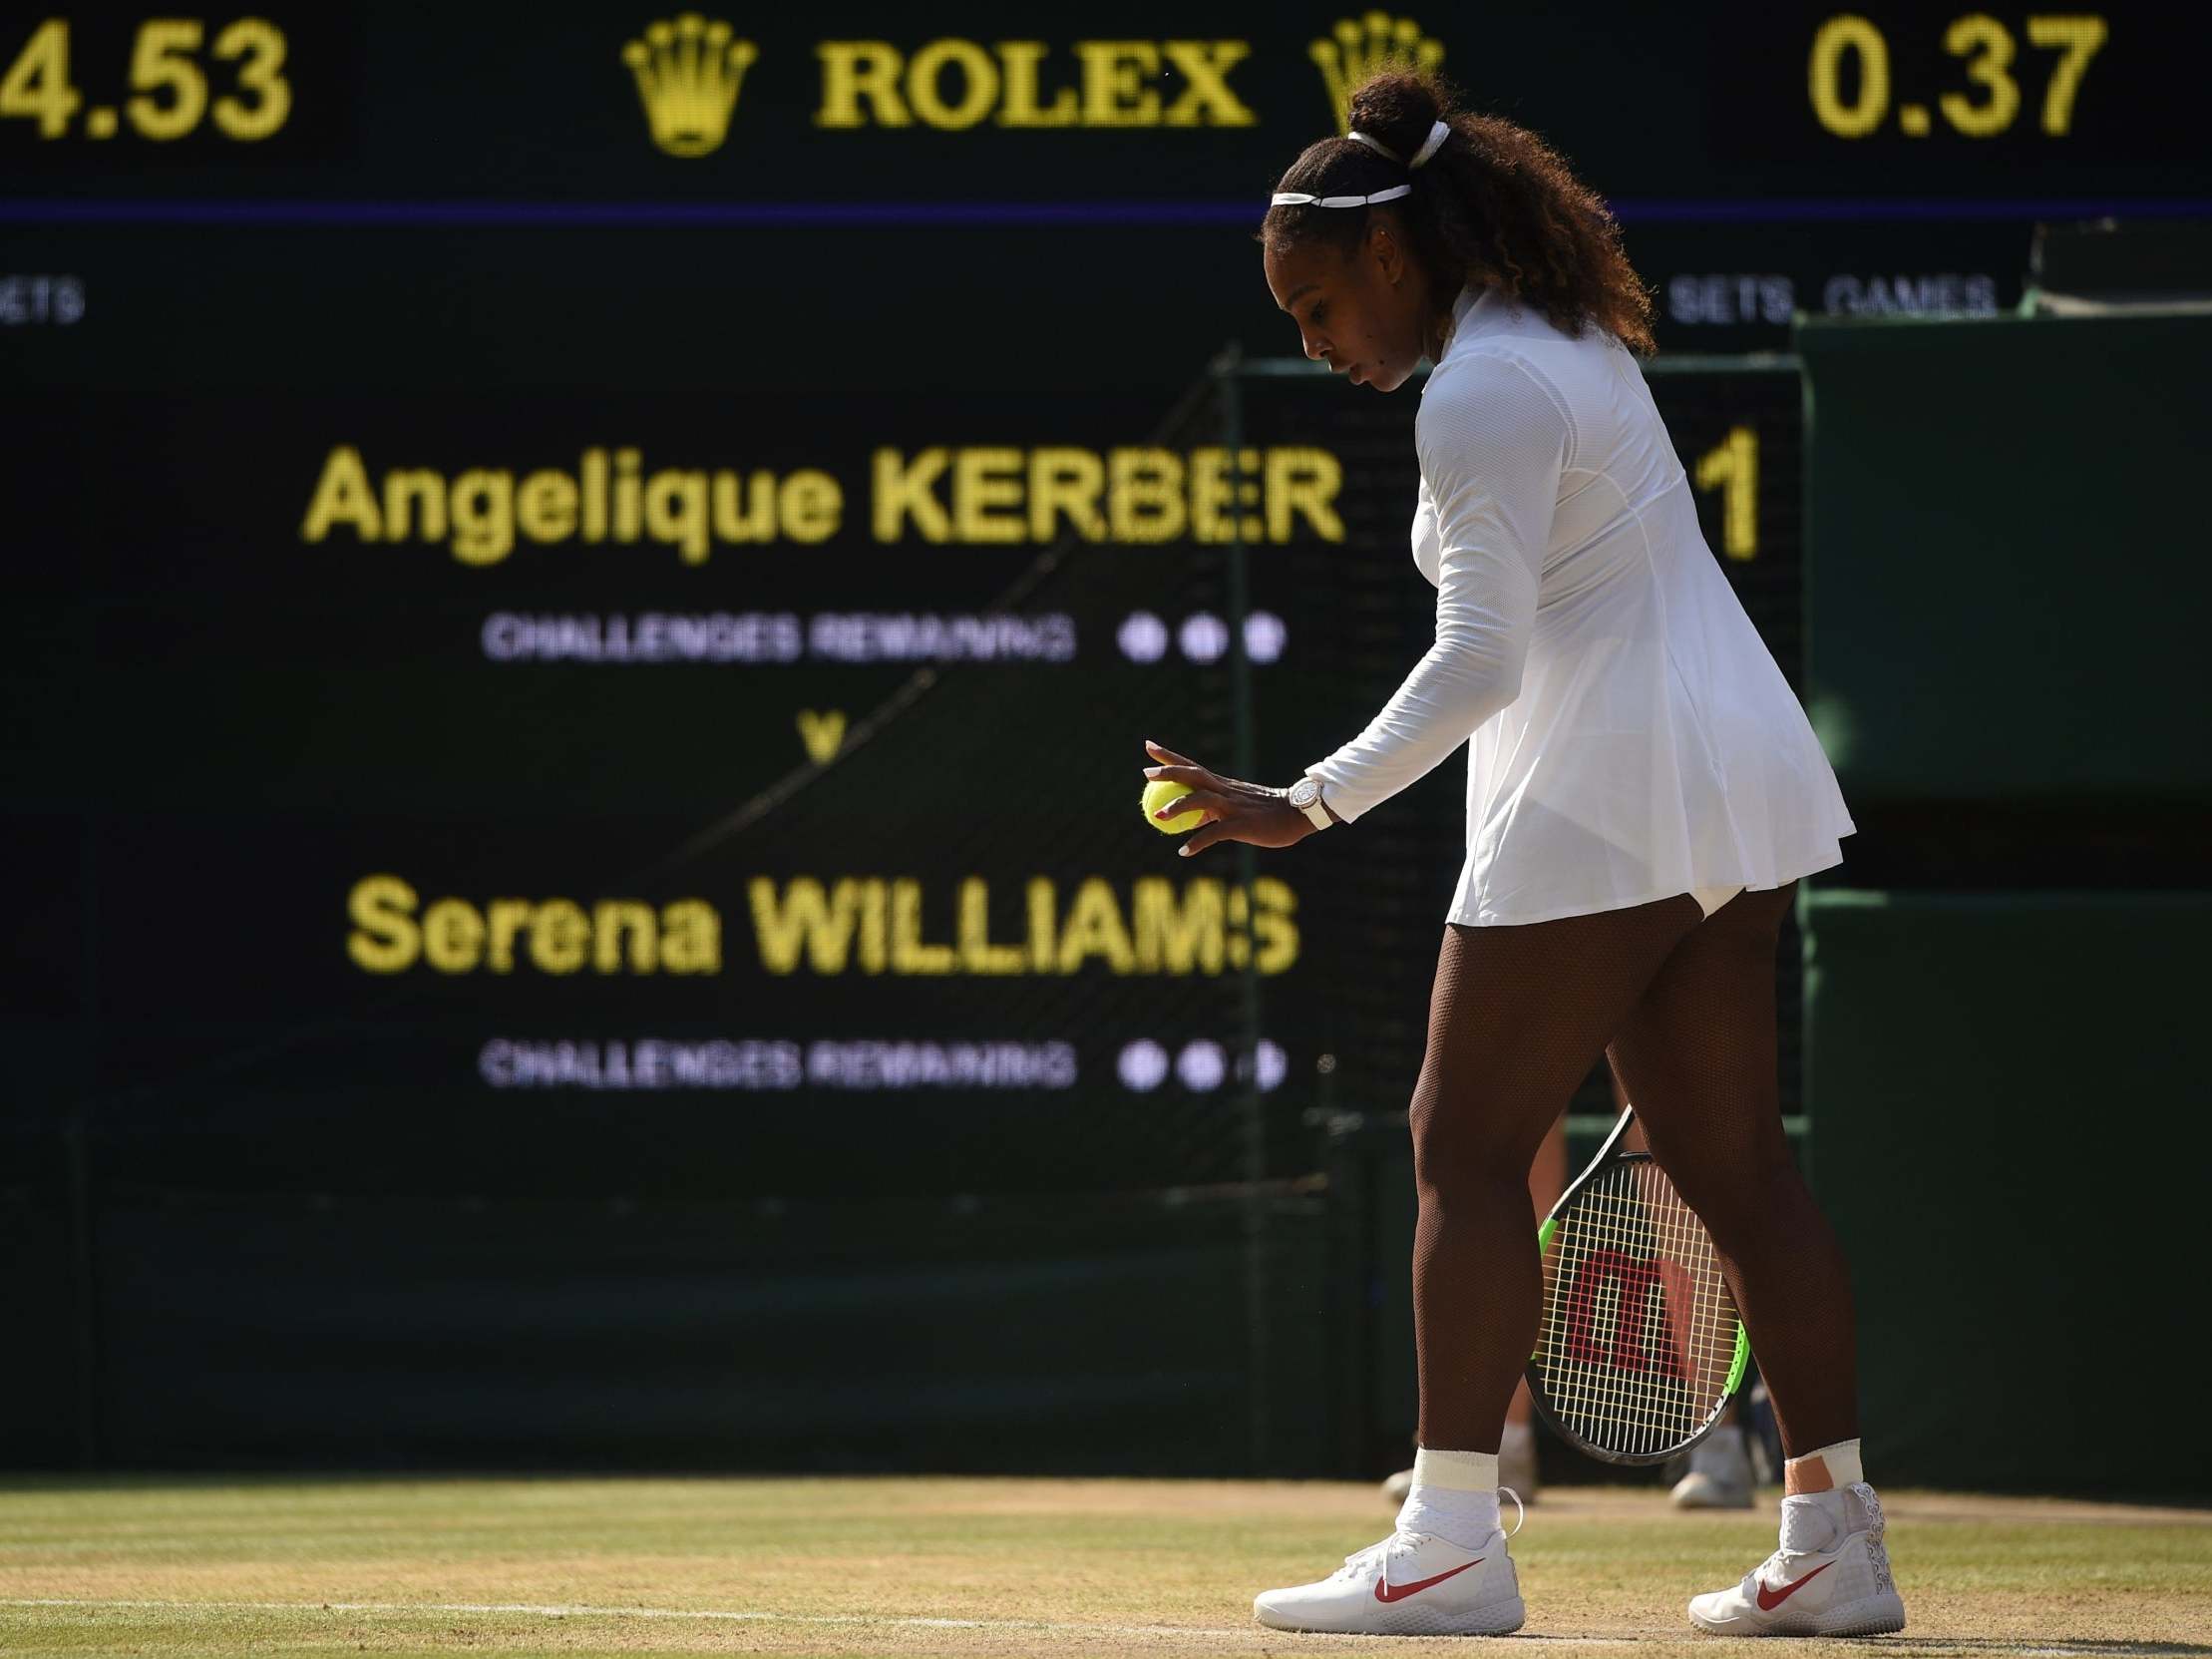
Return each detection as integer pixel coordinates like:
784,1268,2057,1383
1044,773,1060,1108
1536,1157,1737,1457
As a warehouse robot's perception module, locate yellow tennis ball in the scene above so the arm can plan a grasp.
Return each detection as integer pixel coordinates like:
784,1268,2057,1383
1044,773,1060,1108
1141,778,1204,835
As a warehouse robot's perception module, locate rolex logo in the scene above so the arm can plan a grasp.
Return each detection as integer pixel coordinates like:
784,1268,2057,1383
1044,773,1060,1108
1308,12,1445,133
623,13,759,157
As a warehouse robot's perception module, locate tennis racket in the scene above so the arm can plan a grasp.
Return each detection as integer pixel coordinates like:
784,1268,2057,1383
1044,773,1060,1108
1526,1104,1749,1464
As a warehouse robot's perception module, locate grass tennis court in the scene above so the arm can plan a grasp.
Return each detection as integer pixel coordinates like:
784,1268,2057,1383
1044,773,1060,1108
3,1475,2206,1657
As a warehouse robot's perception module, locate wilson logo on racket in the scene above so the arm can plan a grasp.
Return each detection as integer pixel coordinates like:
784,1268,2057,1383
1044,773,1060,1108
1561,1247,1693,1380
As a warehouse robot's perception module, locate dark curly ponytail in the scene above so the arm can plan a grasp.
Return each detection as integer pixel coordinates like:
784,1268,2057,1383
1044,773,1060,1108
1263,68,1657,357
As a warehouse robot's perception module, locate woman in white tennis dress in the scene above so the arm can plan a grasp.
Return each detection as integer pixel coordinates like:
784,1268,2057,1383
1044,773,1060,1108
1141,69,1903,1642
1307,276,1852,926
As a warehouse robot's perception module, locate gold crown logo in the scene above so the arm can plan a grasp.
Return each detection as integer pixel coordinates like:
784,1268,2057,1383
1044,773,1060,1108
622,13,759,158
1308,12,1446,135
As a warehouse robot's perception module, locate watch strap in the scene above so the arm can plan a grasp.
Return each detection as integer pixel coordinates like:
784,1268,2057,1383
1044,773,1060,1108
1292,777,1333,830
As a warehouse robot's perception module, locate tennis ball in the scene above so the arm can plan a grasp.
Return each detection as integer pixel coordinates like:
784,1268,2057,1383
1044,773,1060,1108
1141,778,1204,835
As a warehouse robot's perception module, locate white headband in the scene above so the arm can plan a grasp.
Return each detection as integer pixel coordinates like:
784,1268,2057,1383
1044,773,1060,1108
1270,119,1451,208
1270,183,1411,207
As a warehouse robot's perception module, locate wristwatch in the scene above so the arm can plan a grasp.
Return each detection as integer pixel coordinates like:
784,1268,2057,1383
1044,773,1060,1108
1286,775,1333,830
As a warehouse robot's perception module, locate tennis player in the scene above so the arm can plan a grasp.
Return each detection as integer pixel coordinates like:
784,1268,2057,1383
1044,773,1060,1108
1139,69,1904,1638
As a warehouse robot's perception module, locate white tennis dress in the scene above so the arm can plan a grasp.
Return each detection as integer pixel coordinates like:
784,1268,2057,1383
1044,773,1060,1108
1304,283,1854,927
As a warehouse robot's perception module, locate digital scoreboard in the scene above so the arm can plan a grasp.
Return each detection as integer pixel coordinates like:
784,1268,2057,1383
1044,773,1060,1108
2,8,2197,195
2,2,2192,1209
4,4,2205,354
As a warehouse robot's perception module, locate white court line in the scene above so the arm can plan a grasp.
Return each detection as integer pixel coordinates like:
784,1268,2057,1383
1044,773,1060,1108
0,1598,2194,1654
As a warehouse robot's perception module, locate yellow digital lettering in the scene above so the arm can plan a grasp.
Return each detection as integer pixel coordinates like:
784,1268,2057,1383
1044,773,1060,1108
644,469,709,564
1055,877,1136,973
1131,877,1226,973
381,468,446,544
1267,447,1344,542
449,469,515,566
1109,448,1186,542
486,898,532,973
995,41,1076,126
874,448,952,542
612,448,643,542
1253,875,1299,973
1161,40,1254,125
580,448,609,542
345,874,418,973
1028,447,1107,541
593,899,656,973
1077,41,1159,125
659,900,721,973
300,446,382,544
780,469,841,543
1189,447,1236,543
713,471,774,543
517,470,577,543
859,878,888,974
1026,876,1057,972
749,877,862,974
956,877,1024,973
890,878,957,973
530,898,588,975
907,38,997,129
951,448,1025,543
422,898,485,974
816,41,909,127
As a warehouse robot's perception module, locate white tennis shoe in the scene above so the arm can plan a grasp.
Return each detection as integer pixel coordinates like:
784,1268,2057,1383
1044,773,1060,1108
1687,1481,1905,1636
1671,1424,1756,1509
1252,1523,1525,1635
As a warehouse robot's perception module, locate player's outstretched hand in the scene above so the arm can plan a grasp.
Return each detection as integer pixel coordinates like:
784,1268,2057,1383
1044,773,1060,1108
1142,739,1315,857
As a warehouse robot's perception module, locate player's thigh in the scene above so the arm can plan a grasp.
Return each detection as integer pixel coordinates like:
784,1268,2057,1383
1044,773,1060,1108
1605,882,1797,1182
1413,895,1702,1184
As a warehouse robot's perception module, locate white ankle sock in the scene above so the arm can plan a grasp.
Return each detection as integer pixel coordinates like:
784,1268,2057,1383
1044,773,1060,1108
1394,1447,1499,1549
1778,1440,1869,1552
1785,1437,1863,1488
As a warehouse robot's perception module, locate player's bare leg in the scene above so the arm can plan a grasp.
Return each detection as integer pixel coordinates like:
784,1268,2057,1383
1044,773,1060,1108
1382,1115,1563,1509
1257,896,1702,1634
1608,884,1904,1635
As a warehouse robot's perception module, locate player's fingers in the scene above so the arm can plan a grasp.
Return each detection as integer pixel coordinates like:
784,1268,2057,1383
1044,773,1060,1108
1143,764,1213,788
1144,739,1198,767
1179,822,1224,856
1157,789,1226,823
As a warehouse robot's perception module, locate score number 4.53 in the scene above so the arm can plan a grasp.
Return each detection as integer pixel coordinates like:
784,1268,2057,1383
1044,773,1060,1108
1,17,288,141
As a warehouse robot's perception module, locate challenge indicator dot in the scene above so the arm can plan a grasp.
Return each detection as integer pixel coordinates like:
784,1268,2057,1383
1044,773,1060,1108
86,108,119,139
1899,104,1931,136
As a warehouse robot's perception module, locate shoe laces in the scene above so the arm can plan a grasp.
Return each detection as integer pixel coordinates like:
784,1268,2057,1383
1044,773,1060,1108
1336,1485,1526,1579
1336,1529,1421,1580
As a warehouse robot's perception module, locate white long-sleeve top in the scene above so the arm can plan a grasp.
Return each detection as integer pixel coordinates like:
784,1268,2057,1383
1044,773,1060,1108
1304,283,1854,926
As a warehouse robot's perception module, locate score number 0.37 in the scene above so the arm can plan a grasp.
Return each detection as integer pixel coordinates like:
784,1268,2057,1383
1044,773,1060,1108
1808,13,2107,139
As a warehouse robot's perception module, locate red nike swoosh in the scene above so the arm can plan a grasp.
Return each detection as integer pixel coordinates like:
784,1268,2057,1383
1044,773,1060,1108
1755,1560,1834,1610
1374,1558,1482,1603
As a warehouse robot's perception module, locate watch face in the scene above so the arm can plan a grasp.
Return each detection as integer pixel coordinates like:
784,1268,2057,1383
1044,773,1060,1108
1290,778,1319,808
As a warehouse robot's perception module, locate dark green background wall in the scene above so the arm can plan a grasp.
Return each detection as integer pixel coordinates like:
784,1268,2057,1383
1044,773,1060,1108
1796,308,2210,1497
